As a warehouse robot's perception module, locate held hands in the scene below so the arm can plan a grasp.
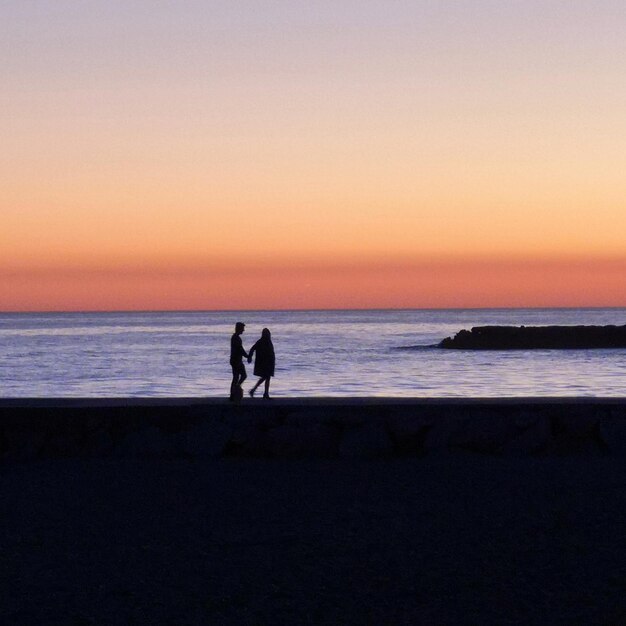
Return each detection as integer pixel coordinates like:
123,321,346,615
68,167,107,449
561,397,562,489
247,356,252,364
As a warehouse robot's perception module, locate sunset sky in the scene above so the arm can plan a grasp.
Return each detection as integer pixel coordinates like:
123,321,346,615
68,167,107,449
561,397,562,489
2,1,625,310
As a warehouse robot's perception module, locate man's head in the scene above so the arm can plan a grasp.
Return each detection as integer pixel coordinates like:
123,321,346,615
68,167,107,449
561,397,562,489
235,321,245,334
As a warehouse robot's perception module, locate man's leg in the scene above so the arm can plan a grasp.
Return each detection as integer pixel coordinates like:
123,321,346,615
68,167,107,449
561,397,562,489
230,370,239,399
230,363,245,399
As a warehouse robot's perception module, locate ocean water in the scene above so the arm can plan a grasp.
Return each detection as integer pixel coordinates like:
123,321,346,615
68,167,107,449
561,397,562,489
0,309,625,397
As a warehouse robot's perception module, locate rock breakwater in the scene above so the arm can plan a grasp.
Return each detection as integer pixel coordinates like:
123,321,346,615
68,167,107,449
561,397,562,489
439,325,626,349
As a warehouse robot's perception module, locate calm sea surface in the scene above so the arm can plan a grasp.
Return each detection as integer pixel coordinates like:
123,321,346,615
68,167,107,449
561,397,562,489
1,309,625,397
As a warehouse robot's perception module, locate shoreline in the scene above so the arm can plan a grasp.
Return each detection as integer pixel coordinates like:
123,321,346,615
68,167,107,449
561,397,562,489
2,397,625,461
2,395,625,406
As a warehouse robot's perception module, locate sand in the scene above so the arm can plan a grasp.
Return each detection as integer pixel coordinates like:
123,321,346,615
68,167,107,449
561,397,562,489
2,456,626,625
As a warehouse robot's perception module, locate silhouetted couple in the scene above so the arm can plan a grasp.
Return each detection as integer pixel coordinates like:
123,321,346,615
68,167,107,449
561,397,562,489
229,322,275,401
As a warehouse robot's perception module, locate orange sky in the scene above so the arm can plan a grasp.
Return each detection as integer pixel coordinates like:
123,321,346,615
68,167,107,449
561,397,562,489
2,256,624,312
2,2,625,311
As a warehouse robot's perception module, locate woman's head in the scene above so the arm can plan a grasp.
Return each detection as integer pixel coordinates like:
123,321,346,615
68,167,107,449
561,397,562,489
261,328,271,339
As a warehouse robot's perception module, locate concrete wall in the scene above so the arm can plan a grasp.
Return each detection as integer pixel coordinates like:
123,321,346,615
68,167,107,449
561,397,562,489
1,398,625,462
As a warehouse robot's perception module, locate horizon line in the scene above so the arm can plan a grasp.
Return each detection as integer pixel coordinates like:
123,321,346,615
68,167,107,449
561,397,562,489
2,305,626,315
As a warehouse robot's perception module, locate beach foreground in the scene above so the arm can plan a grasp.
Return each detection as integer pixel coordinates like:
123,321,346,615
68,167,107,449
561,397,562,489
2,398,626,624
2,456,626,624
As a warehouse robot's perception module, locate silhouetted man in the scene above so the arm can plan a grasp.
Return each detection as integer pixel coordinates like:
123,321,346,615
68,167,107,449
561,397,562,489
229,321,248,400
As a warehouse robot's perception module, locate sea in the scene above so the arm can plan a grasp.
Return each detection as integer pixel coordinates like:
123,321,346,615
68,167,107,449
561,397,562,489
1,308,625,398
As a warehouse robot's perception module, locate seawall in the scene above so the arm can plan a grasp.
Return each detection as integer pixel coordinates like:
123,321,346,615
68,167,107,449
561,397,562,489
2,397,626,461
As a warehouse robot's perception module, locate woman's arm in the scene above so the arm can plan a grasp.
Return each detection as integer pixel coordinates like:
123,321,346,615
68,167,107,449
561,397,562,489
247,341,257,363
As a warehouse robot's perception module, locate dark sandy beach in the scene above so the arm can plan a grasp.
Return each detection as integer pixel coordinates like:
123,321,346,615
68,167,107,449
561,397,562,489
2,398,626,624
3,455,626,625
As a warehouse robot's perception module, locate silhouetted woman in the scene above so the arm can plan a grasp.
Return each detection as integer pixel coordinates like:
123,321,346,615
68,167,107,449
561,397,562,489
248,328,275,399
